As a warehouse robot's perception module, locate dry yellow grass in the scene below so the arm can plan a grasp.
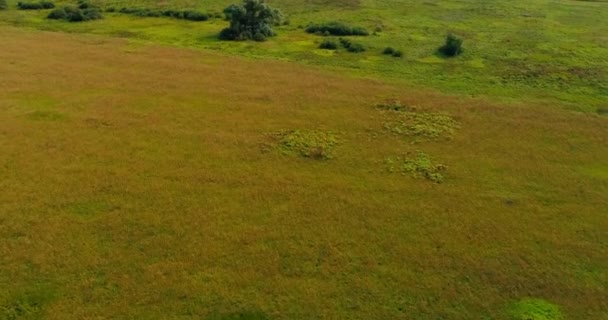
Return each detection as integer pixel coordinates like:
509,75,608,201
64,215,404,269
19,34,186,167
0,26,607,319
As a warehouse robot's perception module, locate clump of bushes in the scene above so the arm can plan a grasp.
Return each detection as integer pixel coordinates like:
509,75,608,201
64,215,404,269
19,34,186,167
0,0,8,10
339,38,365,53
219,0,284,41
267,130,339,160
306,22,368,36
115,7,209,21
17,0,54,9
386,152,446,183
382,47,402,58
319,39,338,50
439,33,463,57
47,5,102,22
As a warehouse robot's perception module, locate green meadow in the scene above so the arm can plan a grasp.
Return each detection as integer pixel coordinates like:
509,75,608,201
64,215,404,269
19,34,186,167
0,0,607,319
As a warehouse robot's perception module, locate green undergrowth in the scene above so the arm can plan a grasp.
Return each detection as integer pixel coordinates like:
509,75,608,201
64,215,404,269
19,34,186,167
266,129,339,160
508,298,564,320
385,151,446,183
378,101,459,140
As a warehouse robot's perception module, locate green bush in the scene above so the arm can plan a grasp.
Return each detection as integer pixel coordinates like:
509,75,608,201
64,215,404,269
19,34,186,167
47,5,102,22
0,0,7,10
17,1,54,9
382,47,395,55
117,7,208,21
392,50,402,57
319,39,338,50
305,22,368,36
347,43,365,53
183,10,208,21
219,0,283,41
439,33,463,57
105,6,115,12
47,7,66,19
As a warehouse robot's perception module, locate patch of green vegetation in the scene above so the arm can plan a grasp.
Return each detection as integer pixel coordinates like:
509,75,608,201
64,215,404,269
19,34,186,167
381,109,459,139
508,298,564,320
16,0,54,10
0,0,8,10
318,39,338,50
597,106,608,116
1,287,54,320
219,0,283,41
386,151,446,183
268,130,339,159
116,7,209,21
305,21,368,36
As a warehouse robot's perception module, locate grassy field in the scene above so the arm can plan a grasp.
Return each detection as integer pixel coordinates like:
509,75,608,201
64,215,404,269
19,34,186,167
0,0,607,112
0,26,607,319
1,0,608,318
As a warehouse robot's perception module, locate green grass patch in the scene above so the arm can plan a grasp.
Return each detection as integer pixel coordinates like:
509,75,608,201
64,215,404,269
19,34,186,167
386,151,447,183
267,129,339,159
508,298,564,320
381,108,459,139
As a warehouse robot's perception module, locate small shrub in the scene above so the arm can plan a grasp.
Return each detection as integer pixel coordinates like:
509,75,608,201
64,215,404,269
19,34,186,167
339,37,351,48
82,7,102,20
346,43,365,53
47,5,102,22
18,1,54,9
439,33,463,57
597,106,608,115
319,39,338,50
392,50,403,57
386,152,446,183
105,6,115,12
0,0,8,9
47,7,66,19
267,130,339,160
306,22,368,36
382,47,395,55
183,10,208,21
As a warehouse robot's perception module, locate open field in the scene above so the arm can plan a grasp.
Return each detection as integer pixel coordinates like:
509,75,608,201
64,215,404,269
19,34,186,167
1,0,607,112
1,26,607,319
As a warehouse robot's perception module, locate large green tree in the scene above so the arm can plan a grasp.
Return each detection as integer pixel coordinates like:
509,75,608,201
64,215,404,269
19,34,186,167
219,0,283,41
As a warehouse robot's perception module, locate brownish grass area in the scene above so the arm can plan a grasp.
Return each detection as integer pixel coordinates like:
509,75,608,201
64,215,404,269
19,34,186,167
0,27,606,319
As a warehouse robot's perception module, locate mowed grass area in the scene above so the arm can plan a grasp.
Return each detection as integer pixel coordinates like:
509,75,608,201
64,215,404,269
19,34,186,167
1,0,607,112
1,26,607,319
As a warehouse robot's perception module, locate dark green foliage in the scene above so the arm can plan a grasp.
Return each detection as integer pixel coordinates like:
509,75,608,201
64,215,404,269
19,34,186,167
305,22,368,36
77,0,90,9
183,10,208,21
47,5,102,22
17,1,55,9
339,38,365,52
105,6,115,12
383,47,395,55
392,50,402,57
47,7,66,19
219,0,284,41
0,0,7,10
439,33,463,57
319,39,338,50
117,7,208,21
347,43,365,52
